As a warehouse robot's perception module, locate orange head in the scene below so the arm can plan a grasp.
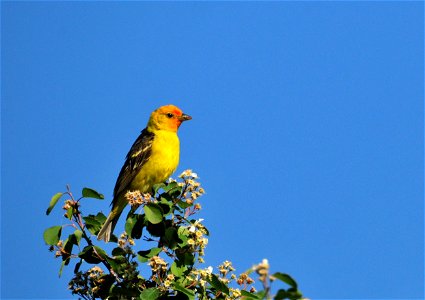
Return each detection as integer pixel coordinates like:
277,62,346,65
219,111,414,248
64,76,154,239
147,105,192,132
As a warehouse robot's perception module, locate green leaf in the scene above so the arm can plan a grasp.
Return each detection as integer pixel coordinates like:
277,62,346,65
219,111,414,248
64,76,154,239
162,227,181,249
163,181,180,193
144,203,163,224
105,256,124,273
272,272,297,289
170,261,187,277
93,246,108,259
206,274,229,295
285,288,303,300
177,200,192,209
74,230,83,245
146,221,165,237
153,183,166,194
125,213,144,239
63,232,80,257
74,259,83,273
59,259,67,277
137,247,161,263
173,283,195,300
176,251,195,266
62,236,74,261
96,275,115,299
125,214,137,235
78,246,99,264
159,192,172,202
83,215,102,235
78,245,108,264
241,290,261,299
112,247,127,257
82,187,104,199
46,192,63,215
158,199,172,216
274,289,287,300
177,226,189,246
95,212,107,224
161,181,182,198
65,207,74,220
109,285,124,297
109,234,118,243
43,225,62,245
139,287,160,300
255,290,267,299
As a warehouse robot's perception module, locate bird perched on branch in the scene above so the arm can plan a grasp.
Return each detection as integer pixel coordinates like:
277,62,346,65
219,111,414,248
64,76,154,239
97,105,192,242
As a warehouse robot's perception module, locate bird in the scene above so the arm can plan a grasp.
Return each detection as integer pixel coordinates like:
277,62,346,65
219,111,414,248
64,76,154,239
97,105,192,242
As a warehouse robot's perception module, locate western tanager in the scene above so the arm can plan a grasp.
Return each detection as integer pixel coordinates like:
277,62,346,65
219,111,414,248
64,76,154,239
97,105,191,242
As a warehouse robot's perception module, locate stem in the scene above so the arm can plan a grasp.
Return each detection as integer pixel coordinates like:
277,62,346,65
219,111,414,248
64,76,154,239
70,203,119,281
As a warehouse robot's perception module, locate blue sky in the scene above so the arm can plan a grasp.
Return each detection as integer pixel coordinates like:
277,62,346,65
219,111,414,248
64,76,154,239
1,2,423,299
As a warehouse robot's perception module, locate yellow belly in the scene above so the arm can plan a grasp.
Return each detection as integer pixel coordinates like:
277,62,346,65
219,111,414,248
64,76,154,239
130,130,180,193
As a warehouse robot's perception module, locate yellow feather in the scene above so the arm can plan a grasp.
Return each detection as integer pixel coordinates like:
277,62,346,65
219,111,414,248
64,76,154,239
130,130,180,192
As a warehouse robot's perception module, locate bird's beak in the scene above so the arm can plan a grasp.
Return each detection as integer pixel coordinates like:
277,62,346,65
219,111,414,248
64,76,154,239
179,114,192,122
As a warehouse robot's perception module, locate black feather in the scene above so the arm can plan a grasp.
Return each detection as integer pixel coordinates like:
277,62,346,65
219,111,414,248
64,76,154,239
112,128,155,201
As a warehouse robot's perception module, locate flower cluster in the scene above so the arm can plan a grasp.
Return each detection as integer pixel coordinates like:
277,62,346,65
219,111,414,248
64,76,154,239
117,232,135,248
52,240,64,257
216,260,259,299
68,266,105,297
163,274,175,288
178,170,205,205
62,198,80,219
86,266,105,294
186,219,209,262
229,288,242,299
48,239,72,262
237,273,254,285
62,199,75,210
218,260,235,280
149,255,168,273
253,258,269,284
125,190,152,208
186,266,213,287
186,260,258,299
148,255,171,291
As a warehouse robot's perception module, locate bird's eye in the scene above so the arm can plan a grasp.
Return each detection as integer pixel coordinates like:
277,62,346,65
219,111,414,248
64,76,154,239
166,113,174,118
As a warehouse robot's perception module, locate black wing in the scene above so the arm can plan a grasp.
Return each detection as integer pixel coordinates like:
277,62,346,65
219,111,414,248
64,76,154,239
112,128,155,199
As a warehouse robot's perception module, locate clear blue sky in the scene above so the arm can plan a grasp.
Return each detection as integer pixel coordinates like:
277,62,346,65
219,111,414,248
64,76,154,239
1,2,423,299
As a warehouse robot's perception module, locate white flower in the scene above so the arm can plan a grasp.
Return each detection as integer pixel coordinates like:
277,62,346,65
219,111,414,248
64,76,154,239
189,219,204,232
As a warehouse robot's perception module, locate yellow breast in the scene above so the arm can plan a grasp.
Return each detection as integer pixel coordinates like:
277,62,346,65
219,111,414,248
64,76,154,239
131,130,180,193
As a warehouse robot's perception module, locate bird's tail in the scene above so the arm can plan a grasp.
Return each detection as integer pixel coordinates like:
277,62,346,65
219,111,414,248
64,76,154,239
97,195,127,242
97,212,118,242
